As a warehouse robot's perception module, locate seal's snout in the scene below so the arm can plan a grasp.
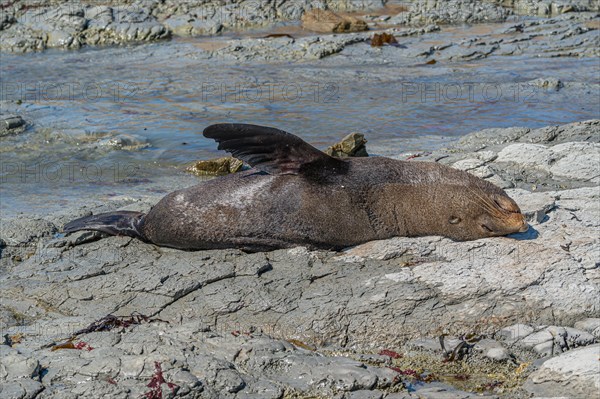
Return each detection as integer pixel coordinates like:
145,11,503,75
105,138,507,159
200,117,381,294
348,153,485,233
518,220,529,233
505,211,528,234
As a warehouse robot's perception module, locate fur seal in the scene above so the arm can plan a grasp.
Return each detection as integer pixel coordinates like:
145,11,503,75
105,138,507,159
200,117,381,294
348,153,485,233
64,123,529,252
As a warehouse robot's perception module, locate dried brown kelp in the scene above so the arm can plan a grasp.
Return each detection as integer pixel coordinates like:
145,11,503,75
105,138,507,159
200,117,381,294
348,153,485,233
46,312,168,350
261,33,294,39
371,32,398,47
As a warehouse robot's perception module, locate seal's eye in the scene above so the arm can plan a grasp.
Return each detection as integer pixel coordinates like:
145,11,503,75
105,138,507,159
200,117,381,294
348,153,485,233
491,195,519,213
449,216,461,224
481,224,493,233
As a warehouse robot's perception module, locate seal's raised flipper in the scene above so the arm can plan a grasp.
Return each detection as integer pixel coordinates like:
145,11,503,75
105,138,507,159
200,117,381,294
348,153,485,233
203,123,347,175
63,211,146,240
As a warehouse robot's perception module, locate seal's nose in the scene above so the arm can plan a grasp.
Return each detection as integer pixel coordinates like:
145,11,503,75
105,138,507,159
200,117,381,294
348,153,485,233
519,221,529,233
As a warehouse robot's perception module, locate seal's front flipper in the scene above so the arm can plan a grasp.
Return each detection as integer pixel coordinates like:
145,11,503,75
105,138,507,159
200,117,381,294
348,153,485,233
203,123,348,175
63,211,146,240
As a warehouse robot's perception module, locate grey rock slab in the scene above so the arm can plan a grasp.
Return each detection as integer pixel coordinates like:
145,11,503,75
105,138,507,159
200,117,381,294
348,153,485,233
0,115,26,136
427,120,600,190
473,338,511,361
574,318,600,337
484,347,511,361
413,385,496,399
0,346,41,379
162,15,223,36
517,326,596,357
525,344,600,398
505,189,556,223
497,323,535,341
0,216,57,246
0,379,44,399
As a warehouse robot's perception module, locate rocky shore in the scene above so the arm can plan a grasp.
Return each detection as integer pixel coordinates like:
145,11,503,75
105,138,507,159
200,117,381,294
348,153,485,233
1,119,598,398
0,0,385,52
2,0,599,53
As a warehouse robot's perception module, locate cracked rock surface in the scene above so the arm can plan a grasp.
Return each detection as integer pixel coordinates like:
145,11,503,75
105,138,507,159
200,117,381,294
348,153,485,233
0,0,384,52
1,120,598,398
2,0,599,58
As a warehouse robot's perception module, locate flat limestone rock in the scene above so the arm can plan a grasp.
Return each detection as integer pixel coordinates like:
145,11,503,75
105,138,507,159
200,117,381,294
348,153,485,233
496,141,600,183
524,344,600,398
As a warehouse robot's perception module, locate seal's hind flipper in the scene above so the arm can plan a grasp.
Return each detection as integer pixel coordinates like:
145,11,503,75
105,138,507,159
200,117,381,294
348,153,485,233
63,211,146,240
203,123,347,175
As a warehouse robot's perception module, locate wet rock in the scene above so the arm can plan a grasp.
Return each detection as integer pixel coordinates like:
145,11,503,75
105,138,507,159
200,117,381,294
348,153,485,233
325,132,369,157
0,115,26,137
186,157,244,176
301,9,368,33
524,344,600,398
98,133,150,150
528,77,564,91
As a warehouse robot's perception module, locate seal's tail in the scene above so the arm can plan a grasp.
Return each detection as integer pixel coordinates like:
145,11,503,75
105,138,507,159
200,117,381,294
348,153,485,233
63,211,146,240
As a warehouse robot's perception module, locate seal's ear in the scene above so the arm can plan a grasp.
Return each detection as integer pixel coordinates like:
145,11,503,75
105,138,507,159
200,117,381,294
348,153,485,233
203,123,347,175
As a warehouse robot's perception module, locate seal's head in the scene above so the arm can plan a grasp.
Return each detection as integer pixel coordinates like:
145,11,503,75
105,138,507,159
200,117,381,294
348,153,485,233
433,183,529,241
